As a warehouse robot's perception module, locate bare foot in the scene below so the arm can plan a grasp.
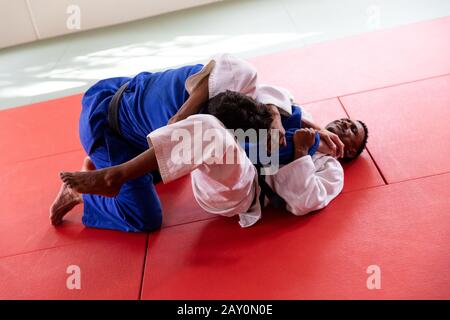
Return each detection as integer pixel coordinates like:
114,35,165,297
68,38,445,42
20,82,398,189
49,156,95,226
49,183,83,225
60,166,124,197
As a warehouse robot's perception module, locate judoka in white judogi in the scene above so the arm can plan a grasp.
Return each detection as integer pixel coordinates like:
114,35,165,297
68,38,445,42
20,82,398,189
147,53,344,227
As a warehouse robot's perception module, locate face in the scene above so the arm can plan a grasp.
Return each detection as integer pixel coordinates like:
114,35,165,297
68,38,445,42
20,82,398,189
325,118,365,159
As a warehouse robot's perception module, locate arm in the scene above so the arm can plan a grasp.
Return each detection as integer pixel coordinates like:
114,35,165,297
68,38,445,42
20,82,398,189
301,117,322,131
171,53,258,124
301,116,345,158
273,155,344,216
168,75,209,124
267,104,287,147
265,129,344,215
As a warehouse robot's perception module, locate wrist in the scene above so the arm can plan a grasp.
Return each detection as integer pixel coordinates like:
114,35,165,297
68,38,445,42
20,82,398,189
171,110,188,123
267,104,280,116
302,118,322,131
308,132,320,156
294,147,308,160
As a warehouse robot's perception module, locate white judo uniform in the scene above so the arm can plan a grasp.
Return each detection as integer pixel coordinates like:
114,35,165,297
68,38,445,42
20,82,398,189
147,53,344,227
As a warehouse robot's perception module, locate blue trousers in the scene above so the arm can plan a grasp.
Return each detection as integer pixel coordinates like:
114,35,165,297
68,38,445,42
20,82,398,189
79,99,162,233
78,64,203,232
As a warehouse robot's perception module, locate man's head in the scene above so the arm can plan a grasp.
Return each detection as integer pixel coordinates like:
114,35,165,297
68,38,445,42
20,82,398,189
206,90,273,131
325,118,368,161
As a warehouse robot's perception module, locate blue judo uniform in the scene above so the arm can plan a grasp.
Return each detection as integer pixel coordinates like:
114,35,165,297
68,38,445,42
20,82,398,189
79,63,317,232
79,64,203,232
243,105,319,208
245,105,320,166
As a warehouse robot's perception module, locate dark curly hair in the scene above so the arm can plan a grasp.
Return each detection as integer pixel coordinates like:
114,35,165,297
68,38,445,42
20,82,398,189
205,90,273,131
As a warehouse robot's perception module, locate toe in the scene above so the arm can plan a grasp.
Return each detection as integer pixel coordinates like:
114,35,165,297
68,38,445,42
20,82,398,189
64,181,73,189
51,218,62,226
61,171,74,178
61,174,72,182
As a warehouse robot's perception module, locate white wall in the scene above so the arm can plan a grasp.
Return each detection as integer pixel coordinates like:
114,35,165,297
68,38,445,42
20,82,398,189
0,0,222,49
0,0,38,48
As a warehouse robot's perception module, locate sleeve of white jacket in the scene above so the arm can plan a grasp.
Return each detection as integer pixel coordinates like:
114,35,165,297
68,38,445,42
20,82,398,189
256,84,293,116
185,53,292,115
266,154,344,216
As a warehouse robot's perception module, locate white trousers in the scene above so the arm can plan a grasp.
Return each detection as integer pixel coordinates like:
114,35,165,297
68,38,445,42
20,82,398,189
147,114,261,227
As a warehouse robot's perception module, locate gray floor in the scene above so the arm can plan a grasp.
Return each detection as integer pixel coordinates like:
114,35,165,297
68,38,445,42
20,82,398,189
1,0,449,110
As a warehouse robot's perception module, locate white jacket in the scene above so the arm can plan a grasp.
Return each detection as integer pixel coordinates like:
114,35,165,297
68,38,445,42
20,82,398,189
181,53,344,226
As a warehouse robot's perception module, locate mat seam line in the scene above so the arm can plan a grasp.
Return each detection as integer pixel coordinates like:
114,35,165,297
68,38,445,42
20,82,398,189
162,216,220,231
2,71,448,113
0,218,216,261
341,171,450,195
300,72,450,106
138,233,150,300
2,148,84,166
0,241,82,260
337,96,388,185
388,171,450,185
363,147,388,185
0,234,148,260
1,171,448,259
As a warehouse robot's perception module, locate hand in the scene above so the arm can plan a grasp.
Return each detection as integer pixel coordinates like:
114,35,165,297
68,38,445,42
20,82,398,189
317,138,336,157
317,129,345,158
293,128,316,159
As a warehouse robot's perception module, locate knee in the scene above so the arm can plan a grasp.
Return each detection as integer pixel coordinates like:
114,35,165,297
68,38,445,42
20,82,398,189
141,208,162,232
117,195,163,232
129,203,162,232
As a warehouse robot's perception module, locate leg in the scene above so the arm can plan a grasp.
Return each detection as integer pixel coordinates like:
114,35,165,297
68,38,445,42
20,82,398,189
49,156,95,225
59,114,258,227
60,114,236,195
59,87,162,232
78,130,162,232
61,147,158,197
81,171,162,232
61,114,257,219
144,114,258,220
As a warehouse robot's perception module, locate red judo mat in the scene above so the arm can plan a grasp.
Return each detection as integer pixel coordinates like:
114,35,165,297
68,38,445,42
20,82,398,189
142,173,450,300
341,74,450,183
0,16,449,299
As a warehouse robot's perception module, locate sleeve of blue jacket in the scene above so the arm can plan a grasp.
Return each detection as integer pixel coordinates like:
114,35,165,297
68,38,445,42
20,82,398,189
243,130,320,166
